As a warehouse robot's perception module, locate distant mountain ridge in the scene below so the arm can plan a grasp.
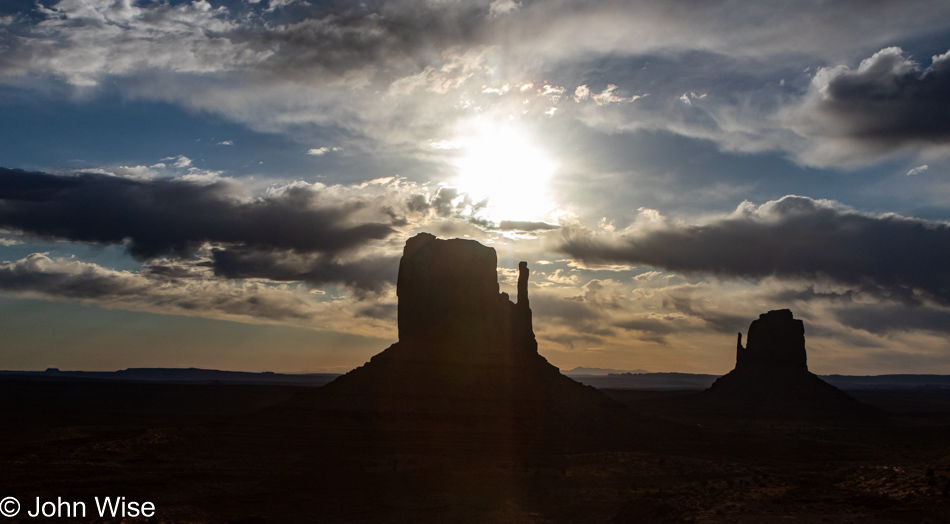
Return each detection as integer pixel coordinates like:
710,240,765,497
569,372,950,391
0,367,339,387
562,366,650,376
2,368,949,390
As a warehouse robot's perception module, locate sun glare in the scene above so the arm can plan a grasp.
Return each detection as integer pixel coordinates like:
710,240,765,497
453,119,557,224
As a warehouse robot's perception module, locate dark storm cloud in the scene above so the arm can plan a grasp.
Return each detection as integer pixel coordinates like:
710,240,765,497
560,195,950,305
836,306,950,336
771,286,858,304
773,284,924,307
209,248,400,294
0,253,318,321
799,48,950,145
0,168,394,259
0,253,148,299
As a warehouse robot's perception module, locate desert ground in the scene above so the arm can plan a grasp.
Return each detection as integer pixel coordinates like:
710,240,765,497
1,376,948,523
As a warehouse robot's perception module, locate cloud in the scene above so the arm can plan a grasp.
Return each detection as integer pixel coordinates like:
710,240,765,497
836,305,950,336
355,303,397,321
559,195,950,305
3,0,949,164
0,168,395,259
794,47,950,148
655,284,752,334
0,253,306,321
613,316,691,344
497,220,559,231
531,290,603,324
906,165,929,176
208,248,400,295
0,253,152,300
489,0,519,17
615,317,678,336
164,155,193,168
307,146,341,156
0,253,397,336
591,84,640,106
530,289,615,339
4,0,263,86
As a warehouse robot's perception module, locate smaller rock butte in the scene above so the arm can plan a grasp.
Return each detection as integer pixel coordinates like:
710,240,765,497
703,308,875,418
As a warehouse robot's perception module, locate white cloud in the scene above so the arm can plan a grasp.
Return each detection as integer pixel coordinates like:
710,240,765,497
573,85,590,103
592,84,641,106
0,253,397,338
265,0,300,12
489,0,519,17
161,155,193,168
307,146,342,156
6,0,269,87
429,139,460,150
906,165,929,176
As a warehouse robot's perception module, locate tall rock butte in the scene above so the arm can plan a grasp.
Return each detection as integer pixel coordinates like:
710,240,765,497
396,233,537,358
265,233,644,452
702,309,875,418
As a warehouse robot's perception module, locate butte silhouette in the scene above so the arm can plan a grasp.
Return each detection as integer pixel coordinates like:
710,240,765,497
256,233,654,452
699,309,877,419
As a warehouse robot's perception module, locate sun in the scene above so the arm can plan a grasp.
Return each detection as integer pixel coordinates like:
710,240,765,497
452,118,557,224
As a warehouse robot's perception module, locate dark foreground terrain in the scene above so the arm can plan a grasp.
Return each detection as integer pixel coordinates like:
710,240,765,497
1,377,949,523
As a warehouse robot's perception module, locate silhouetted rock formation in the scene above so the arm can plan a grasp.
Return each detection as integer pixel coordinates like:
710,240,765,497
736,309,807,372
395,232,536,356
701,309,877,419
258,233,655,453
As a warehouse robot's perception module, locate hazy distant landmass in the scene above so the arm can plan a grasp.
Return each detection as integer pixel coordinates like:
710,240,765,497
562,366,650,376
3,367,949,391
0,367,339,387
572,372,950,391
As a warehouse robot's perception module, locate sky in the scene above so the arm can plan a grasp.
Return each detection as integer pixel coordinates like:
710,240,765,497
1,0,950,375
